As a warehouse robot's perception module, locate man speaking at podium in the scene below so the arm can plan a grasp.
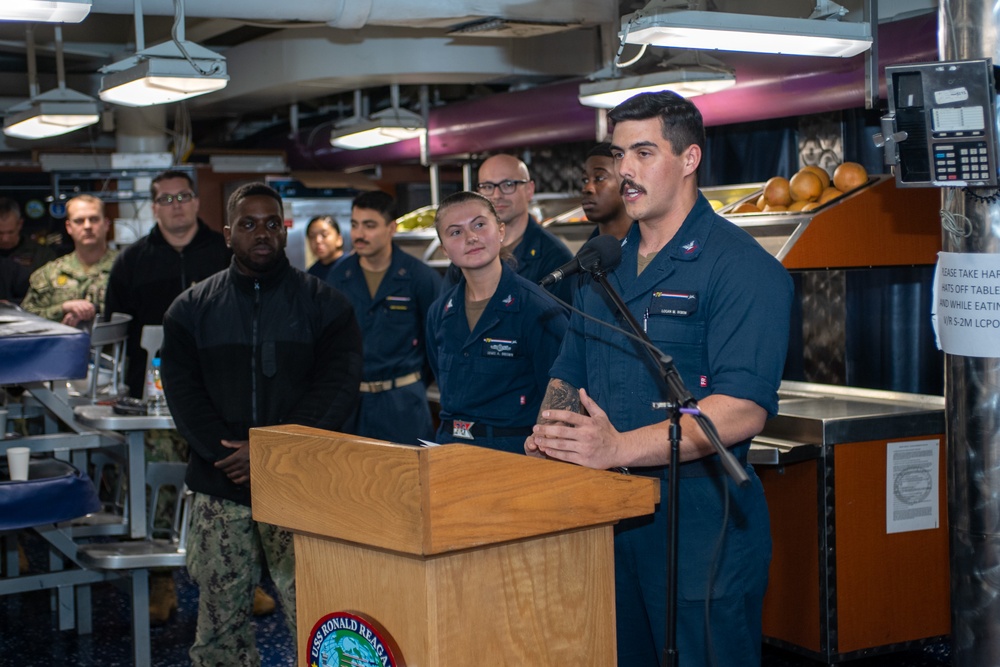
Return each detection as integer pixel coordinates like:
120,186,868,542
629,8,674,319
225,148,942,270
162,183,362,666
526,92,793,666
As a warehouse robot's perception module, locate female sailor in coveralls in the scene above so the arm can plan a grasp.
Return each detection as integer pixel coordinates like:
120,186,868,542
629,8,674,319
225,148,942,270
426,191,568,454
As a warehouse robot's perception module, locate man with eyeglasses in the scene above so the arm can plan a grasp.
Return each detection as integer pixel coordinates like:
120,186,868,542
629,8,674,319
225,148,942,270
444,154,574,305
22,194,117,326
105,170,231,403
103,169,234,624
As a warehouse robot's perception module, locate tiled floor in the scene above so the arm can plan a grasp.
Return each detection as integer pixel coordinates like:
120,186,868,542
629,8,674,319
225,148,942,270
1,534,951,667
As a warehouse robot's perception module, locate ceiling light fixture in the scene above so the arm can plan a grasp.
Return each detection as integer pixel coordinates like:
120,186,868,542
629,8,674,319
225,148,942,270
578,54,735,108
330,85,424,150
4,26,100,140
99,0,228,107
0,0,91,23
620,1,872,58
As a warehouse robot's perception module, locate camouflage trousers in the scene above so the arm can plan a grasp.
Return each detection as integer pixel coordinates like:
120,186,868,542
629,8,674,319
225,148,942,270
187,493,296,667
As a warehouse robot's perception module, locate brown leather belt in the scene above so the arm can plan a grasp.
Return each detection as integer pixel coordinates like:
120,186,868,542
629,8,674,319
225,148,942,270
359,371,422,394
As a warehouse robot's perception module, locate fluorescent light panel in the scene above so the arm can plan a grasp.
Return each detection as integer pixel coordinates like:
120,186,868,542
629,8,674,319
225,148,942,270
100,60,228,107
623,10,872,58
330,111,424,150
579,69,735,108
3,89,100,140
100,42,229,107
0,0,90,22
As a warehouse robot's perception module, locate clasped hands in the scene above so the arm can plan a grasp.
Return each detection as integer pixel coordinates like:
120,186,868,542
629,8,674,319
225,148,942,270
525,388,624,470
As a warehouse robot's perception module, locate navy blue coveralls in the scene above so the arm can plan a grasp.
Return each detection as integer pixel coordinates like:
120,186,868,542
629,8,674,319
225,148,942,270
328,244,442,445
427,262,568,454
442,216,575,306
549,194,793,666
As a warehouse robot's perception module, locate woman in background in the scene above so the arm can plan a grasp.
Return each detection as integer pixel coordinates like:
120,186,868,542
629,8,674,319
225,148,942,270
305,215,344,281
426,191,567,454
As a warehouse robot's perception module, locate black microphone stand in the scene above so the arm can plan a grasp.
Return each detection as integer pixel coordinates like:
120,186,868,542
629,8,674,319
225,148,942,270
589,269,748,667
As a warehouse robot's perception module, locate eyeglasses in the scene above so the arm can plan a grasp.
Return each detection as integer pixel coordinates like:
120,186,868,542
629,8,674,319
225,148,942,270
476,179,529,196
153,192,196,206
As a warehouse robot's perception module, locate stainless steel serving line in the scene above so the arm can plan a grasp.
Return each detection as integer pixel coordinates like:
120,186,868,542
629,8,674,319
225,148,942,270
750,380,945,467
753,381,948,664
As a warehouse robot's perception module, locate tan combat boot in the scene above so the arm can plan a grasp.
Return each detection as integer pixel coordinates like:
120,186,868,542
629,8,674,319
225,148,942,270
252,586,276,616
149,571,178,625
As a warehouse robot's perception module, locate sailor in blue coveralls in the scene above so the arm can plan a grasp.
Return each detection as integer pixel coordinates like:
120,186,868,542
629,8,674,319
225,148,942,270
581,141,633,242
427,191,568,454
527,92,793,666
328,191,442,445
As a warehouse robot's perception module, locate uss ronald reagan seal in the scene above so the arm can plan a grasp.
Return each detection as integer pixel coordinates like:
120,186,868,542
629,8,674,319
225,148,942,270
308,611,403,667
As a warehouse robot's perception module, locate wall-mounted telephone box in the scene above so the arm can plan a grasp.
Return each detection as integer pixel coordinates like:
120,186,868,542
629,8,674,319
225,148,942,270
882,59,998,188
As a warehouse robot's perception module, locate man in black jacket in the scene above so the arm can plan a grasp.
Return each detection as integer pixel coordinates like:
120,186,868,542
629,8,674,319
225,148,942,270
104,169,231,399
161,182,363,667
103,169,234,622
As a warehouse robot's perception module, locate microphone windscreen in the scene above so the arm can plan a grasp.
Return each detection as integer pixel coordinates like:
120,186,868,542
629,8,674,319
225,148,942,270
578,234,622,273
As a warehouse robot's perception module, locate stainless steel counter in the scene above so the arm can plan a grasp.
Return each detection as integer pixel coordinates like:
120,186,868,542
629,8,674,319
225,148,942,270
750,381,945,466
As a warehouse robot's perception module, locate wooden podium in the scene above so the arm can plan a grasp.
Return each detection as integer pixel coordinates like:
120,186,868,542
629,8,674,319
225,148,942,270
249,424,659,666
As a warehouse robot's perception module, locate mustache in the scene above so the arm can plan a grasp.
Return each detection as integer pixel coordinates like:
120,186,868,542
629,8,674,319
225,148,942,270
620,179,644,196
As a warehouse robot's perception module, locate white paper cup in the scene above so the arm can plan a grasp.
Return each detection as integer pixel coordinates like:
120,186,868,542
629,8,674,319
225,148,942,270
6,446,29,482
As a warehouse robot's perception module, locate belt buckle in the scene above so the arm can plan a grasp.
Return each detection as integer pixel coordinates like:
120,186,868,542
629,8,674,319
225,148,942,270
370,380,386,392
452,420,475,440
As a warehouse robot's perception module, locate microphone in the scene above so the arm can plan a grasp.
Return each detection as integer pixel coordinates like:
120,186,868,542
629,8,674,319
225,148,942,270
539,235,622,286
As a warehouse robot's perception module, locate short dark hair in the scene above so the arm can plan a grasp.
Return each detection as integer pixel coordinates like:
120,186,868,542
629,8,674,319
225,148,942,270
306,215,340,237
352,191,396,223
226,182,283,224
0,197,20,220
587,142,614,159
607,91,705,156
151,170,196,199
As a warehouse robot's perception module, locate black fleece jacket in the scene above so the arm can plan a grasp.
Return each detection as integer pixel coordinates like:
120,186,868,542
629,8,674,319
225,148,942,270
104,220,231,397
161,256,363,506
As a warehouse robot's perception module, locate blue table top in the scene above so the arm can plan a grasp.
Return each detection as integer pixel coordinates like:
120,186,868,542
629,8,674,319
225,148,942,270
0,304,89,385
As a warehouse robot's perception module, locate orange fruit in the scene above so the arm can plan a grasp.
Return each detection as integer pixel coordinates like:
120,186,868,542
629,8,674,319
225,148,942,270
789,170,823,202
732,202,760,214
788,200,810,212
818,187,843,204
755,193,767,209
763,203,788,212
801,165,831,189
801,202,822,212
763,176,792,207
833,162,868,193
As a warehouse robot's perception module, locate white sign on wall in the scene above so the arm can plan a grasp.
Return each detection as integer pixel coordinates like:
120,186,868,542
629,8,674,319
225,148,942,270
932,252,1000,358
886,439,939,534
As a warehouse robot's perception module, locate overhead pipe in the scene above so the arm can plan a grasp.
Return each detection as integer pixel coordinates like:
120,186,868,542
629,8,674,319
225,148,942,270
278,13,937,171
89,0,611,27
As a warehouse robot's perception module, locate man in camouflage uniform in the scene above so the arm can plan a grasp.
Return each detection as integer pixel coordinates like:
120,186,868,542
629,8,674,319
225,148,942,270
0,197,57,276
162,183,362,666
21,194,116,326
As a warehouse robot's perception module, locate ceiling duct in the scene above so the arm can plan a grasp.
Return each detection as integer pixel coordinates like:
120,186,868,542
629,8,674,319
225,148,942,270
275,13,936,171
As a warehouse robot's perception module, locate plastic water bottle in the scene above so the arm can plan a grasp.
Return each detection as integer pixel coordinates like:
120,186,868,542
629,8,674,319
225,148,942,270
145,357,168,415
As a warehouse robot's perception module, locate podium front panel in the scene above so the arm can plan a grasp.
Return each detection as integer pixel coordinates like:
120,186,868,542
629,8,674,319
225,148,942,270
295,526,617,666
